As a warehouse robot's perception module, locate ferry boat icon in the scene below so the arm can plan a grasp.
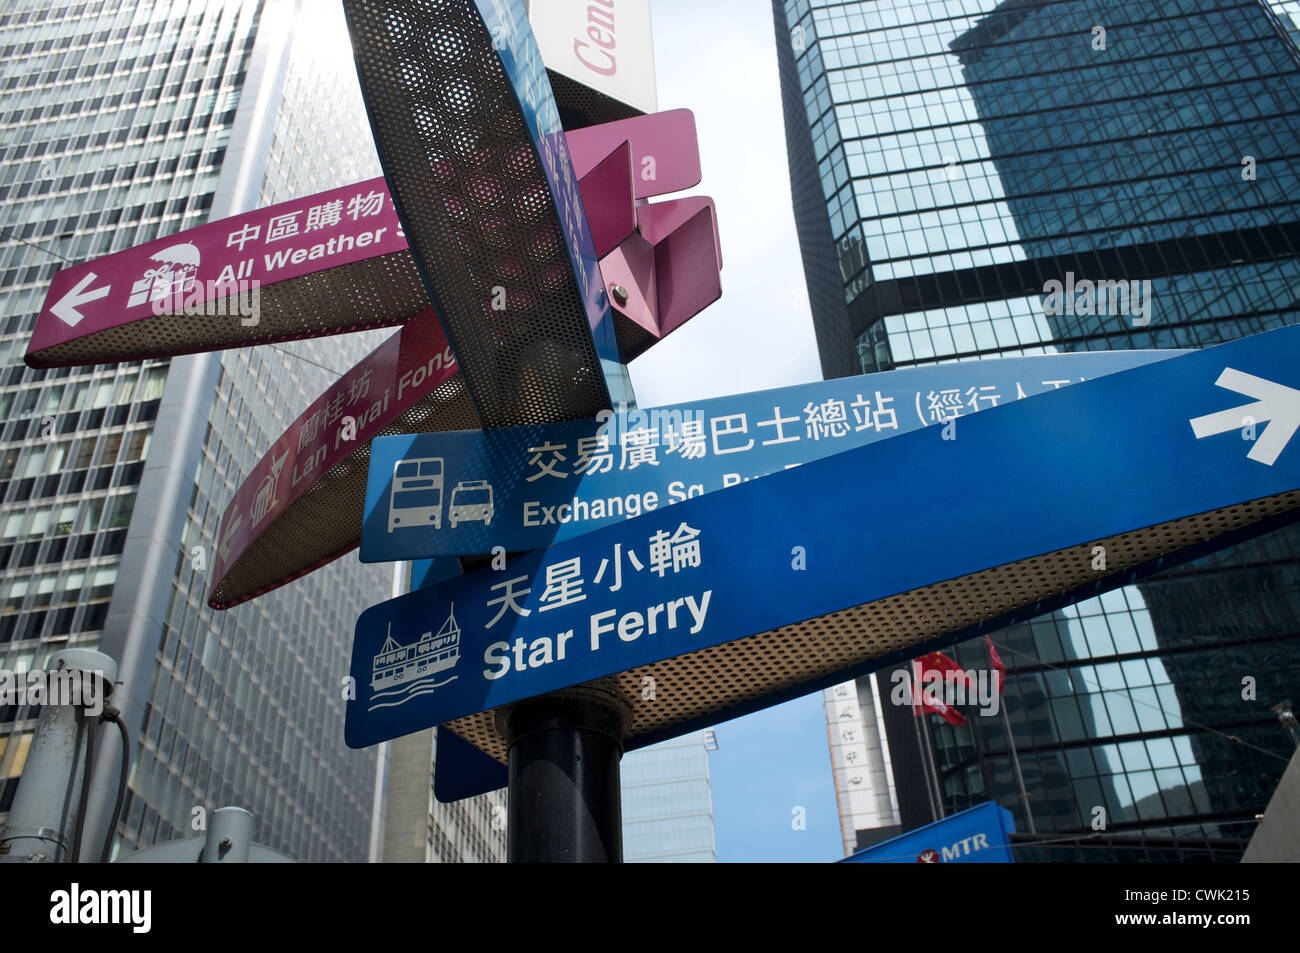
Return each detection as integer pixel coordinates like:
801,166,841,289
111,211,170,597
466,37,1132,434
370,605,461,694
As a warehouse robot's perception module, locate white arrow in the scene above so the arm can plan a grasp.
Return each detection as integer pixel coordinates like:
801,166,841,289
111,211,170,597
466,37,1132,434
49,271,111,327
218,512,243,562
1189,367,1300,466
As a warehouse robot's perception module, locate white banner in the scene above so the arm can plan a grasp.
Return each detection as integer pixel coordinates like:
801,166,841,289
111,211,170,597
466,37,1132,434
529,0,658,113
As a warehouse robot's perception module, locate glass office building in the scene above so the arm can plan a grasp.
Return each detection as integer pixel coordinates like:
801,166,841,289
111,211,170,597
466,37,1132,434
0,0,501,863
774,0,1300,860
622,731,717,863
0,0,276,851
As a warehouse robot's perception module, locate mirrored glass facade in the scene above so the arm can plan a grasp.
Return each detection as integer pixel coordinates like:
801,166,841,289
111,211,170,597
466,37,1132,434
774,0,1300,860
621,731,717,863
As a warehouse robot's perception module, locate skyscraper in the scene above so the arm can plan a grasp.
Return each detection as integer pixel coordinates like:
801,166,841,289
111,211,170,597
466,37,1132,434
823,676,900,855
774,0,1300,860
0,0,503,863
621,731,717,863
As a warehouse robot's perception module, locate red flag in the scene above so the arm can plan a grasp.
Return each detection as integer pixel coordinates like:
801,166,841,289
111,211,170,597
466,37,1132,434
910,654,968,725
986,637,1006,692
923,651,975,689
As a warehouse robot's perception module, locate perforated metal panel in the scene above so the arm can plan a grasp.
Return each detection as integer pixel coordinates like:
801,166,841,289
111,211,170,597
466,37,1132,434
344,0,617,428
443,490,1300,762
546,68,644,130
610,310,656,362
209,372,479,608
25,251,430,368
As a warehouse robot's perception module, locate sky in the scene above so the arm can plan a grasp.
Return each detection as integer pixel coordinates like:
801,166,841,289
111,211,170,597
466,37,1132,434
623,0,845,863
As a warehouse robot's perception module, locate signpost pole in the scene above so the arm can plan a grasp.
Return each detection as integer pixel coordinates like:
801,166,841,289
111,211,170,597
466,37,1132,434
503,688,628,863
0,649,116,863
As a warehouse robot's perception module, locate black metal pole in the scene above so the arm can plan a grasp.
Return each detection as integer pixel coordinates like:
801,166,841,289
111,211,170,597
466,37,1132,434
503,688,626,863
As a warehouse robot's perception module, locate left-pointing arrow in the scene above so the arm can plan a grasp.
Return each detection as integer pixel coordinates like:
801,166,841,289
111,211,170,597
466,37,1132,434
218,511,243,562
1189,366,1300,466
49,272,111,327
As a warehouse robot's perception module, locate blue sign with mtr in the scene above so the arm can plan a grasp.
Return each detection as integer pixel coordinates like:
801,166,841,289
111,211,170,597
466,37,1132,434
361,350,1181,561
840,802,1016,863
345,326,1300,749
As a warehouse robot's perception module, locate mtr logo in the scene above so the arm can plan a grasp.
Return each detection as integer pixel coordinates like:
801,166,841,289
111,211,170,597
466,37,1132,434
916,833,992,863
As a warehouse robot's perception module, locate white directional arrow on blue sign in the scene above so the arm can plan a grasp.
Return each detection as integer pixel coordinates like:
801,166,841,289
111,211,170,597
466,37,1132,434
346,326,1300,759
1189,367,1300,466
363,350,1182,562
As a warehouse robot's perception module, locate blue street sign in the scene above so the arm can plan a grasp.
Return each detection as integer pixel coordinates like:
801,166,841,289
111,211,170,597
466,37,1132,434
362,350,1180,561
840,801,1015,864
475,0,632,406
346,326,1300,752
434,726,509,803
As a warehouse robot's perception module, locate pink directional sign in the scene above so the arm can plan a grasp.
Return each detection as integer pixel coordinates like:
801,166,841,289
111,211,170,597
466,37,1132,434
566,108,701,199
208,307,475,609
28,111,716,370
26,177,423,368
200,108,723,608
568,109,723,357
612,196,723,338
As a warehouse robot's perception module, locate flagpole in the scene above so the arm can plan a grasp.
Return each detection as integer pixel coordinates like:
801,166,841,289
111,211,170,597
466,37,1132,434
986,637,1036,835
907,661,943,822
908,659,948,821
999,704,1036,834
909,703,941,824
918,713,947,820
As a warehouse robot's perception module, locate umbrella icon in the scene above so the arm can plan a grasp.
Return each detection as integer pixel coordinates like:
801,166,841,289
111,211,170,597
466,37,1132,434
128,242,201,308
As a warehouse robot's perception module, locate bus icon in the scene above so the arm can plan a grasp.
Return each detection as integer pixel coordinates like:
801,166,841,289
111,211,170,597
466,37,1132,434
388,457,444,532
448,480,494,528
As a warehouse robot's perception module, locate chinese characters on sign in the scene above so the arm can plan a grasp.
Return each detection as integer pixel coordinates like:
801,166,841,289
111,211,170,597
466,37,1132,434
361,349,1183,562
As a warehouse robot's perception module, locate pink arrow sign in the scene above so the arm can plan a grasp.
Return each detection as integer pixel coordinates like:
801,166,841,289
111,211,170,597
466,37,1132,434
28,111,718,370
27,176,421,368
567,109,723,359
208,307,473,609
566,108,701,199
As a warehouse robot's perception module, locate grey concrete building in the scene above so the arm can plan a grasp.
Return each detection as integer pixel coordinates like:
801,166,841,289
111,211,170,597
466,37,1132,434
0,0,502,863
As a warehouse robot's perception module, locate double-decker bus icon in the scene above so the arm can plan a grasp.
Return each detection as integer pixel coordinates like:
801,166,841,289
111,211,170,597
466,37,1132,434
388,457,444,532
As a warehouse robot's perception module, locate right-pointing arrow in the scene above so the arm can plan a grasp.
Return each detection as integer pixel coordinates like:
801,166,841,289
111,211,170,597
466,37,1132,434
1189,366,1300,466
49,271,111,327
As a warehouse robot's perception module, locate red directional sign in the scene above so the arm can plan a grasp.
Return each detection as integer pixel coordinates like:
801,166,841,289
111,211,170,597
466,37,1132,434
208,308,475,609
27,110,718,371
26,176,422,368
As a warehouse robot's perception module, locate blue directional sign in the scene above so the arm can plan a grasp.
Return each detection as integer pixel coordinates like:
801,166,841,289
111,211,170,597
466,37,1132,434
474,0,631,404
346,326,1300,752
840,801,1015,864
434,726,509,803
361,350,1180,561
